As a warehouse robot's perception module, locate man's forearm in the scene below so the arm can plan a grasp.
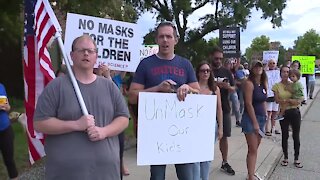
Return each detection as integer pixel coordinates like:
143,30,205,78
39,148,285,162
34,118,80,135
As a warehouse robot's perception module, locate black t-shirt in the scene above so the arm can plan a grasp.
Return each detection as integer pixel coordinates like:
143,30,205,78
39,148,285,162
213,67,235,113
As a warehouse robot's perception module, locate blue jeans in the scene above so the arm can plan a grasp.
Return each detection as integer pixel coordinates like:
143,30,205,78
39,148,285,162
150,164,193,180
236,88,244,114
193,161,210,180
229,91,241,122
241,113,266,134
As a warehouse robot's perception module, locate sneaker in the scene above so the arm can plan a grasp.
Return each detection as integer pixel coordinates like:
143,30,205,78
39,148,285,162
236,121,241,127
221,162,235,175
275,115,284,121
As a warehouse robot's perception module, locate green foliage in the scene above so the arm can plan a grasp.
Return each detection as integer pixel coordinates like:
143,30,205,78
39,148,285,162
245,35,270,61
0,0,23,48
294,29,320,59
9,96,25,113
54,0,138,22
126,0,287,64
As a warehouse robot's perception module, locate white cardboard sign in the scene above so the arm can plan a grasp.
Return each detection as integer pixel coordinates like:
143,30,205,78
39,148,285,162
64,13,142,72
266,70,281,97
263,51,279,64
140,45,159,60
137,93,217,165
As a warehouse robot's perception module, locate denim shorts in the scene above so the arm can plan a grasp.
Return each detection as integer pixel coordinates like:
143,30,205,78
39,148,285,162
241,113,266,134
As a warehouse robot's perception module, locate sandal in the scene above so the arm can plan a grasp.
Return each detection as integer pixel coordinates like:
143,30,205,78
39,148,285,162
281,159,288,166
265,132,272,136
275,130,281,134
294,161,303,168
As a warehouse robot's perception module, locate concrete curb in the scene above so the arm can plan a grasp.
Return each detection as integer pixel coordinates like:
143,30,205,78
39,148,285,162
264,79,320,180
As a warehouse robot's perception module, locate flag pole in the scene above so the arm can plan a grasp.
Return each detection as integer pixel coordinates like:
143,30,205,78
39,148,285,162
54,32,89,115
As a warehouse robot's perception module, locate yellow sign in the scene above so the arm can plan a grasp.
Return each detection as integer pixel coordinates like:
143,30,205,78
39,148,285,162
291,56,315,74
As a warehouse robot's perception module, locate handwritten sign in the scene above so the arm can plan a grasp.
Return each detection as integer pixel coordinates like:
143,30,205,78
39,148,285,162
263,51,279,64
266,70,281,97
64,13,142,72
291,56,316,74
140,45,159,60
299,77,307,101
137,93,217,165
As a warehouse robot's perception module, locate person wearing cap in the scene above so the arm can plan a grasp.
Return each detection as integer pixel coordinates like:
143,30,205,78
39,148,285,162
265,59,281,136
241,60,267,180
224,59,241,127
209,46,236,176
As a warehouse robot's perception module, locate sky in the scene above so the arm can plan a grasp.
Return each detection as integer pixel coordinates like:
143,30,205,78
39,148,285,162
136,0,320,53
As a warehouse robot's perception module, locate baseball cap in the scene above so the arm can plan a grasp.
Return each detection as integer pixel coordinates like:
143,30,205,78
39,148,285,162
251,60,263,67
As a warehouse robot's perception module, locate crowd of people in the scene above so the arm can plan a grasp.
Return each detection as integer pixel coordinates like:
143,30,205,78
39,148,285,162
1,21,318,180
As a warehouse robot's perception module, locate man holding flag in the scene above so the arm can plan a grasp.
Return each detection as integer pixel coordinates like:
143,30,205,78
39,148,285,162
34,35,129,179
24,0,129,179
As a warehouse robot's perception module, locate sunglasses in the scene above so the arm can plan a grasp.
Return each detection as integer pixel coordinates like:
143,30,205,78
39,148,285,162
200,69,211,73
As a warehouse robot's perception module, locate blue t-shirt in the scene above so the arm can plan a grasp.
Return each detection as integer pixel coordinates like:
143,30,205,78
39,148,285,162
133,54,197,88
0,83,10,131
235,69,245,80
112,74,122,89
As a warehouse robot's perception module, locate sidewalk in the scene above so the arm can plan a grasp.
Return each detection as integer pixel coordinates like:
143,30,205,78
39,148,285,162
123,79,320,180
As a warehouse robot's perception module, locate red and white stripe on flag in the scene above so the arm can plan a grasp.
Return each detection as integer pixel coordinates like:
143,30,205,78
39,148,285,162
23,0,61,164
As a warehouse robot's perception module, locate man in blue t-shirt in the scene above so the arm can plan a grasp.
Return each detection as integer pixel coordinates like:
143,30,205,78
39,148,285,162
129,22,200,180
209,47,236,176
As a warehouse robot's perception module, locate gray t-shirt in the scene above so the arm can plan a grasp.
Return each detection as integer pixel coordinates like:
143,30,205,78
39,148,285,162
34,75,129,180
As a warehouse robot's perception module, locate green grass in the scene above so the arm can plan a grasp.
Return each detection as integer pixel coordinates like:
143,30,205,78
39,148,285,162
0,123,29,178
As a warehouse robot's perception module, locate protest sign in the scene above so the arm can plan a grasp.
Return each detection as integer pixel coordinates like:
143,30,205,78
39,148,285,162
219,27,240,58
64,13,142,72
291,56,316,74
266,70,281,97
263,51,279,64
137,93,217,165
140,45,159,60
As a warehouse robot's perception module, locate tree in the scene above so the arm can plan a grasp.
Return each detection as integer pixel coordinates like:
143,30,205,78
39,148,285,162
245,35,270,62
53,0,138,22
294,29,320,59
127,0,287,59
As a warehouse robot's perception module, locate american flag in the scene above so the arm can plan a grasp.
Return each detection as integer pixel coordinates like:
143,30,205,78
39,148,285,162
24,0,61,164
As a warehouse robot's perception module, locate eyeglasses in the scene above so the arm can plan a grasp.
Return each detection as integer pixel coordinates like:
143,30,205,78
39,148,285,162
200,69,211,73
74,48,97,54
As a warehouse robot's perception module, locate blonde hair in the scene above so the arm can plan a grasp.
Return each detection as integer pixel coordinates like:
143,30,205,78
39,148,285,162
71,34,97,51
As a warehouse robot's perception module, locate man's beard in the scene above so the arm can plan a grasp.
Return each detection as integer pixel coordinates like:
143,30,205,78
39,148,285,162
212,62,221,68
